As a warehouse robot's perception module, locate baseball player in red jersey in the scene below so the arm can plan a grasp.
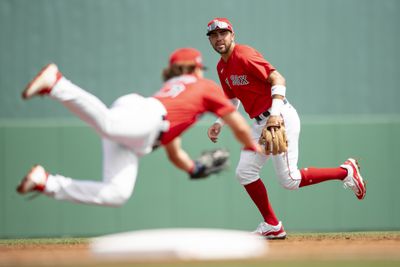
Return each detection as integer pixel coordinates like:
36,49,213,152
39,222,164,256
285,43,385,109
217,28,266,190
17,48,261,206
206,18,366,239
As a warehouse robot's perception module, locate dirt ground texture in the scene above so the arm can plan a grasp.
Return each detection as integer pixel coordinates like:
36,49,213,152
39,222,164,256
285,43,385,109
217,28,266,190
0,232,399,267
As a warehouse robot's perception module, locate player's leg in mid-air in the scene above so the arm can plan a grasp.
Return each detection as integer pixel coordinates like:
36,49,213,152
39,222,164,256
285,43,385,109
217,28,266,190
272,102,366,200
17,64,166,206
21,64,166,150
17,139,138,206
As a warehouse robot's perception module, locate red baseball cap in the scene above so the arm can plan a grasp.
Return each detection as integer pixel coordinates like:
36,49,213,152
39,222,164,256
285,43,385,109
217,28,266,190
206,18,234,36
169,47,205,68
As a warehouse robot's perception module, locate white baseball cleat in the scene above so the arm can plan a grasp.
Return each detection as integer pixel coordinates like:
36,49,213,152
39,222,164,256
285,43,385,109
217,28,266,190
341,158,366,200
22,63,62,99
16,165,48,194
252,221,287,240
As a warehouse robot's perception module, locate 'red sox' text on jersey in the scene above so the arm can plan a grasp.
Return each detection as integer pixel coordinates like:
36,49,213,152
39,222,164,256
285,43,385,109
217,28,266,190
217,44,276,119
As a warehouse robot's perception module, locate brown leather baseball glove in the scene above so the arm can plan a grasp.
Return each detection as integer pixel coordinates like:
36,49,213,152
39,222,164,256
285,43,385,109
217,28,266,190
259,120,288,155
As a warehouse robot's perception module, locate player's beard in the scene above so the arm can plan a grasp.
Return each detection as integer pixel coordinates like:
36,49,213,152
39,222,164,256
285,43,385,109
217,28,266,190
213,40,233,55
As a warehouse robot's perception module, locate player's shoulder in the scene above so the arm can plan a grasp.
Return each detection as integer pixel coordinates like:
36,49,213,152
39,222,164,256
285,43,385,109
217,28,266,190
194,78,223,95
234,44,259,56
197,77,220,88
234,44,268,65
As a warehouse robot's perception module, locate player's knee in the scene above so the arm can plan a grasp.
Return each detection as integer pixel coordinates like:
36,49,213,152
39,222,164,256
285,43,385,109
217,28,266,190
276,171,300,190
100,184,133,207
235,166,259,185
109,193,131,207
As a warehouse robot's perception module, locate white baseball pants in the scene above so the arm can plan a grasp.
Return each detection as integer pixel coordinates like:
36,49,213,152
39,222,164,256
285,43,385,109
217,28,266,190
43,78,168,206
236,101,302,190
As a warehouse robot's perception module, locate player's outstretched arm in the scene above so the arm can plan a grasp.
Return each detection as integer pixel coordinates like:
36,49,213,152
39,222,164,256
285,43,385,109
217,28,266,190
208,98,241,143
164,137,230,179
164,137,194,173
222,111,262,153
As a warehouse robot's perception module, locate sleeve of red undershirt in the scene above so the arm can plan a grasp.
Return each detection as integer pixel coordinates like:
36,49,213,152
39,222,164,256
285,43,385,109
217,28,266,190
240,47,276,81
203,80,236,117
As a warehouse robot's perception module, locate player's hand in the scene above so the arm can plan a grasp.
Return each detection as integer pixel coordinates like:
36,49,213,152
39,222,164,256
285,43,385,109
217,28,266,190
266,115,283,134
207,123,222,143
260,115,288,155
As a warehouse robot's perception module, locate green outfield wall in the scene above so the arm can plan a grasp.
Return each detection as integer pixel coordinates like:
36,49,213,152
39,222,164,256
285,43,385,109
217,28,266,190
0,117,399,238
1,0,399,118
1,0,400,237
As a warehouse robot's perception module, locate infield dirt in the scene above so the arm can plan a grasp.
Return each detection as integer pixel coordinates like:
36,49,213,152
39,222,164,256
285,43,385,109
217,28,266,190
0,232,399,267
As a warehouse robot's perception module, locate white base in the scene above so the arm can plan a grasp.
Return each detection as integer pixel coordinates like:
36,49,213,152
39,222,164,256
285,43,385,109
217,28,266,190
90,228,268,261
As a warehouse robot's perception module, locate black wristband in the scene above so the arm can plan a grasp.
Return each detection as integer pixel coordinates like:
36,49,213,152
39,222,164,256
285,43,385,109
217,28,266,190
189,161,207,179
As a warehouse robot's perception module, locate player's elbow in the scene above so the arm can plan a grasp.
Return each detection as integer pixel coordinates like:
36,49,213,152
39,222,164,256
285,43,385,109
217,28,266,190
279,76,286,86
269,70,286,87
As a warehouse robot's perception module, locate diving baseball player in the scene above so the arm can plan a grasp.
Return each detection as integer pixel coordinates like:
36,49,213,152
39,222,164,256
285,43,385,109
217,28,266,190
17,48,261,206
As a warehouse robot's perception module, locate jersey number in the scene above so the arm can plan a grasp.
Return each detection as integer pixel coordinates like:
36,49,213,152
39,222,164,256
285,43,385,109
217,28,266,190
155,83,185,98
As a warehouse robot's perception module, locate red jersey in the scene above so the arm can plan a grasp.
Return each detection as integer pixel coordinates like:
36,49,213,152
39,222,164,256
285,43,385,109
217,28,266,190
154,75,235,144
217,44,276,119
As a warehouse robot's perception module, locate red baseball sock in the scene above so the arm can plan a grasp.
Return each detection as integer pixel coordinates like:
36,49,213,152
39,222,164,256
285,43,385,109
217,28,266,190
299,167,348,187
244,178,279,226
